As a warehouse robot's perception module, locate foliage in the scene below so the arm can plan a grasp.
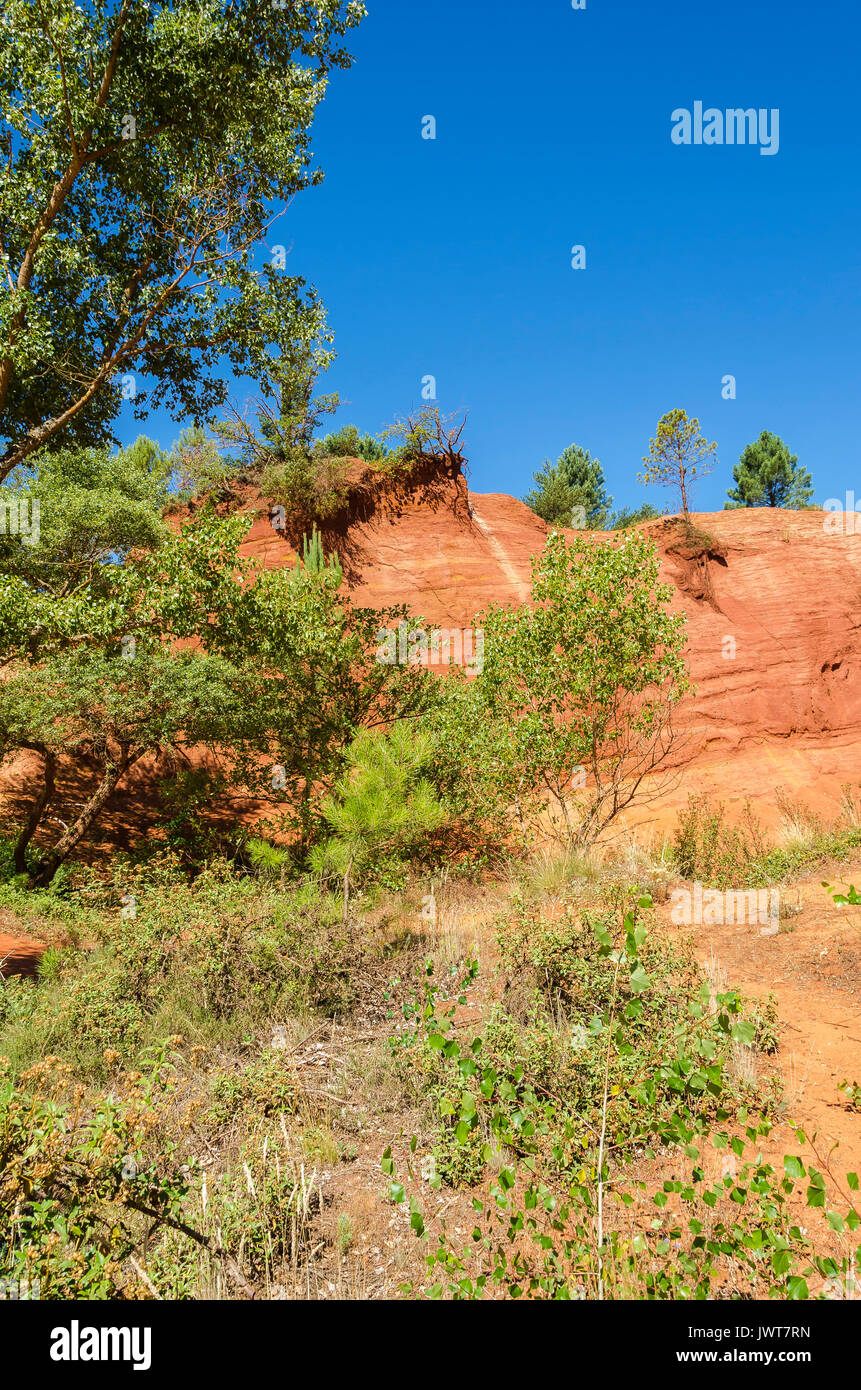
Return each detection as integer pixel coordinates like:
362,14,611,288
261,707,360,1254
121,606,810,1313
608,502,664,529
726,431,813,509
310,724,447,904
0,477,430,880
384,898,859,1300
169,427,235,502
317,424,391,462
428,530,689,849
0,0,365,475
674,794,861,888
0,1044,195,1299
0,643,242,885
524,443,612,529
639,409,717,521
0,437,171,661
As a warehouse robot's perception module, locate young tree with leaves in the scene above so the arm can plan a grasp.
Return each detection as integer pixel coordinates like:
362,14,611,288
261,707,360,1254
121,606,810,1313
0,0,364,478
639,409,717,522
430,530,689,850
725,431,813,509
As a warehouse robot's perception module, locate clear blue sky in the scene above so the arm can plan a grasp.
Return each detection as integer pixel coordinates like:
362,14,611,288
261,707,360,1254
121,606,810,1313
124,0,861,513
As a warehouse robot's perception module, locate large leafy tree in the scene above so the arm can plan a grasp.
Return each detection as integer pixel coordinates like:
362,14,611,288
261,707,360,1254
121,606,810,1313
135,514,432,854
0,0,364,478
0,442,243,882
0,441,430,880
725,431,813,509
0,437,171,661
639,409,717,522
524,443,612,529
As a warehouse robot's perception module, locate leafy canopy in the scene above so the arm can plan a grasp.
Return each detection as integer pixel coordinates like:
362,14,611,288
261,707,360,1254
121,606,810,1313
0,0,365,476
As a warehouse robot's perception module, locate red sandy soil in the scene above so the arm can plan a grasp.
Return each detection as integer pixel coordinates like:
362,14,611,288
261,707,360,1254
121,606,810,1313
659,863,861,1187
0,922,46,977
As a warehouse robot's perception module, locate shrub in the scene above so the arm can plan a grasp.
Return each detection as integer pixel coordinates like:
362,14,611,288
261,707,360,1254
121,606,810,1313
310,724,447,913
316,424,391,462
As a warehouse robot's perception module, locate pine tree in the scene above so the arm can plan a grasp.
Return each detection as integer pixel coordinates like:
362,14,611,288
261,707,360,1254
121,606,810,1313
725,431,813,509
524,444,612,528
310,724,446,917
639,409,717,522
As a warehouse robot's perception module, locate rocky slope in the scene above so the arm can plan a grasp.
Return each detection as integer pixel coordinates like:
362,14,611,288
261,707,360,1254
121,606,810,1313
3,466,859,885
238,466,861,828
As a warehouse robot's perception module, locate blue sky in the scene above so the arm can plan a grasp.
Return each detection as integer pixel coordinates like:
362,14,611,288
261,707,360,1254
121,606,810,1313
124,0,861,513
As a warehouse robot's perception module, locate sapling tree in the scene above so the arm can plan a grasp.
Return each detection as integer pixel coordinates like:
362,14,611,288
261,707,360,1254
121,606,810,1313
639,409,717,522
310,724,446,916
436,530,689,850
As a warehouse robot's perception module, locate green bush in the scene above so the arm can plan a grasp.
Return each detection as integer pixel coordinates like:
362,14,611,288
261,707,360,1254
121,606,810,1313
317,424,391,462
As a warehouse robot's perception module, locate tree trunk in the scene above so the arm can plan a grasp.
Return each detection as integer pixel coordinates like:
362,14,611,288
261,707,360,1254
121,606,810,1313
343,859,353,923
14,745,56,875
30,753,133,887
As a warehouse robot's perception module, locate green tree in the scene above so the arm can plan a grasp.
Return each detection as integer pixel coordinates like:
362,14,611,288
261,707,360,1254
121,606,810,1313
124,509,433,858
170,427,233,502
317,424,391,463
0,0,364,477
639,409,717,522
0,498,432,883
525,444,612,529
0,437,171,662
0,646,241,884
431,531,689,849
310,724,446,916
725,431,813,509
608,502,663,529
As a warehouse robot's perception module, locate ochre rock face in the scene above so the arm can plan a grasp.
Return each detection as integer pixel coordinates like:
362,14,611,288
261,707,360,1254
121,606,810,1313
238,470,861,827
4,469,859,857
